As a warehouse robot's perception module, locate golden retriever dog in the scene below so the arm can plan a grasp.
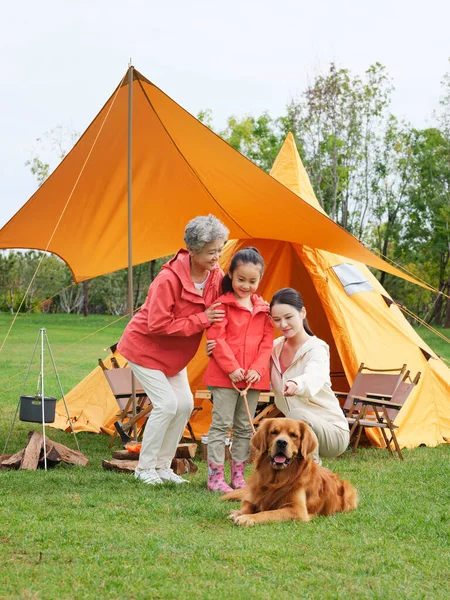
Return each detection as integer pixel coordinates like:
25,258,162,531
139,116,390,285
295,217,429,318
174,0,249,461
221,418,358,527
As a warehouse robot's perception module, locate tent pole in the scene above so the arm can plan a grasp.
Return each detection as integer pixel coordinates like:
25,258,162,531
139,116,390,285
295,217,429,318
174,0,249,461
127,63,137,440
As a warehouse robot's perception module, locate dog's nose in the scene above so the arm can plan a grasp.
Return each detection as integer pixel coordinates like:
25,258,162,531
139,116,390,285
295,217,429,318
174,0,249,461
276,439,288,450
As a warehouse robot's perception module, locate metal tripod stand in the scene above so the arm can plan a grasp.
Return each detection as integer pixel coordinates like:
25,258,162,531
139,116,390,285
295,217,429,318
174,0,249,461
3,328,80,470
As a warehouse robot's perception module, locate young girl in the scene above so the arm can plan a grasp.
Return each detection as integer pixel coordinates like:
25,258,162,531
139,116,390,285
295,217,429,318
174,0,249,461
204,247,274,492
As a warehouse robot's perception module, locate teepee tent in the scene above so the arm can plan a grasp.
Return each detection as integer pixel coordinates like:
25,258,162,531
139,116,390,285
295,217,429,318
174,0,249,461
53,134,450,449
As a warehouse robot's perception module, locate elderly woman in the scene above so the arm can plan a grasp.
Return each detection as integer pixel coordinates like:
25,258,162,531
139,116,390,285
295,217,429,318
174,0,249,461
118,215,229,485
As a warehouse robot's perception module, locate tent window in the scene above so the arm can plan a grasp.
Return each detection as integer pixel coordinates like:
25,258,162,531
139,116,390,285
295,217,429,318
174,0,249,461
332,263,374,296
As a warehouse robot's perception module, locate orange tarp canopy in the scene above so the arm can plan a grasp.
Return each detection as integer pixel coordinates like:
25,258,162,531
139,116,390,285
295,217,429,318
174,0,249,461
0,68,427,288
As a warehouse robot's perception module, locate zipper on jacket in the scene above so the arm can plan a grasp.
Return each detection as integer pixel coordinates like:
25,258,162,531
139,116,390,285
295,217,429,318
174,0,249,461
242,305,265,371
272,345,308,377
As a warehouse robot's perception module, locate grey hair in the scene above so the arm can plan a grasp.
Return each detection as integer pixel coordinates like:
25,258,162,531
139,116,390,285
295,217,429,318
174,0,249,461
184,215,230,253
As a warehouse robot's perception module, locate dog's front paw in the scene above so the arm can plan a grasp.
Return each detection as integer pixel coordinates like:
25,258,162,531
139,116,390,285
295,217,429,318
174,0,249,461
234,514,256,527
228,510,242,522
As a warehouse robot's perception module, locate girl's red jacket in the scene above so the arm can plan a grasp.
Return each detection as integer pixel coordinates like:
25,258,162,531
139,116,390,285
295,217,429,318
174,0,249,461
204,292,274,390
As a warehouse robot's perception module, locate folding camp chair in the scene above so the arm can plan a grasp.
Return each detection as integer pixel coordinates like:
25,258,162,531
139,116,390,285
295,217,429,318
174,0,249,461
103,368,153,447
346,371,421,459
335,363,408,456
336,363,409,417
252,392,282,426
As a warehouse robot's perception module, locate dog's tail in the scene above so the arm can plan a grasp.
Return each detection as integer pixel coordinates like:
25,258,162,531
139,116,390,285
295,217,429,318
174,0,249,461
218,488,247,502
340,480,358,512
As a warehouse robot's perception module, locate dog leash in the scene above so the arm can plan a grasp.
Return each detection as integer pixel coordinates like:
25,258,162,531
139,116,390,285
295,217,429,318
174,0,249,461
283,395,292,414
231,381,256,435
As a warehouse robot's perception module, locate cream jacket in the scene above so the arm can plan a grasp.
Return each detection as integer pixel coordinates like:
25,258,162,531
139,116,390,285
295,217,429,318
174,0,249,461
270,336,349,432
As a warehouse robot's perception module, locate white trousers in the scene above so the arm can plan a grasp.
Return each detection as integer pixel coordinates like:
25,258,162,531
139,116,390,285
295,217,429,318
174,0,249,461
128,362,194,471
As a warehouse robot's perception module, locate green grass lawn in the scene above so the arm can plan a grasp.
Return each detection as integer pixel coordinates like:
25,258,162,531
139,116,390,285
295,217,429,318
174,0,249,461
0,313,449,600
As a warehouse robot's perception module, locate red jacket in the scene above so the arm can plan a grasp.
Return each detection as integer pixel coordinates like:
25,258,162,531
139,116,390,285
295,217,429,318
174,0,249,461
118,249,223,376
203,292,274,390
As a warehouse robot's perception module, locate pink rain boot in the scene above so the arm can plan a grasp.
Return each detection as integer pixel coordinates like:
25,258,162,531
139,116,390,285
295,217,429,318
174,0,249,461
207,461,233,493
231,461,247,489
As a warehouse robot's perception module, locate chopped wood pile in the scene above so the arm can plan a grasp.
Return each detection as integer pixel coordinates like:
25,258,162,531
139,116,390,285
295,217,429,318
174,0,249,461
0,431,89,470
102,442,199,475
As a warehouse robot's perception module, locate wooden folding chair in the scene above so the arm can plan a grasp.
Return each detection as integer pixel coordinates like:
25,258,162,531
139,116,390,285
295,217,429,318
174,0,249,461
347,371,421,459
252,392,282,426
336,363,408,456
183,407,203,442
336,363,409,418
103,368,152,447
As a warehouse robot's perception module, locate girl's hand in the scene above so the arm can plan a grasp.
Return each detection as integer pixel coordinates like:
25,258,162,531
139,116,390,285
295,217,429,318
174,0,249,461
245,369,261,384
229,368,246,383
284,381,299,396
205,302,225,324
205,340,216,356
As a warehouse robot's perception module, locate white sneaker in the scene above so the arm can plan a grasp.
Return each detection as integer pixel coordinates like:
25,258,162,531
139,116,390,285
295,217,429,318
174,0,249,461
156,467,189,484
134,468,163,485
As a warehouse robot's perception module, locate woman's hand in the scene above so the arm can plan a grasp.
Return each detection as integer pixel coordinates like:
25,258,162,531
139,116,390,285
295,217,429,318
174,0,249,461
229,368,246,383
205,339,216,356
245,369,261,384
283,380,299,396
205,302,225,325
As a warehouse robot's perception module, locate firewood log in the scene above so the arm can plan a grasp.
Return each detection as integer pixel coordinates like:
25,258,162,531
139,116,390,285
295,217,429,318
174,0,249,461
44,439,89,466
1,450,25,470
20,431,44,470
102,459,137,473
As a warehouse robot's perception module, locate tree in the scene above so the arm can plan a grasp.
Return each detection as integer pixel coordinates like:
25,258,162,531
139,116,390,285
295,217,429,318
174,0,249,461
399,128,450,325
0,250,71,313
284,64,360,223
0,252,19,313
433,58,450,326
25,124,79,186
284,63,395,236
199,110,284,173
366,116,415,287
435,58,450,138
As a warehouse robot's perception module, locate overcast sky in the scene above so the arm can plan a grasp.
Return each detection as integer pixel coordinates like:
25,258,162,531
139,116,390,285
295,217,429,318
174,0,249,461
1,0,449,230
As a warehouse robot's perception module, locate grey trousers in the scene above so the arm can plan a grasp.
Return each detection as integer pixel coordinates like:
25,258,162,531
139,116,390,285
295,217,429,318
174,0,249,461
286,407,350,464
208,387,260,464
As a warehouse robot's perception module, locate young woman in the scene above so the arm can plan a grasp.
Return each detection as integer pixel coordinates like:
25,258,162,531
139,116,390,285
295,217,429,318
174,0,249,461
118,215,229,485
204,247,274,492
270,288,349,463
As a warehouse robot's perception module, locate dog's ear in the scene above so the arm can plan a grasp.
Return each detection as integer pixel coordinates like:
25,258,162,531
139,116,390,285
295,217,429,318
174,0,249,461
251,420,272,455
299,422,317,458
